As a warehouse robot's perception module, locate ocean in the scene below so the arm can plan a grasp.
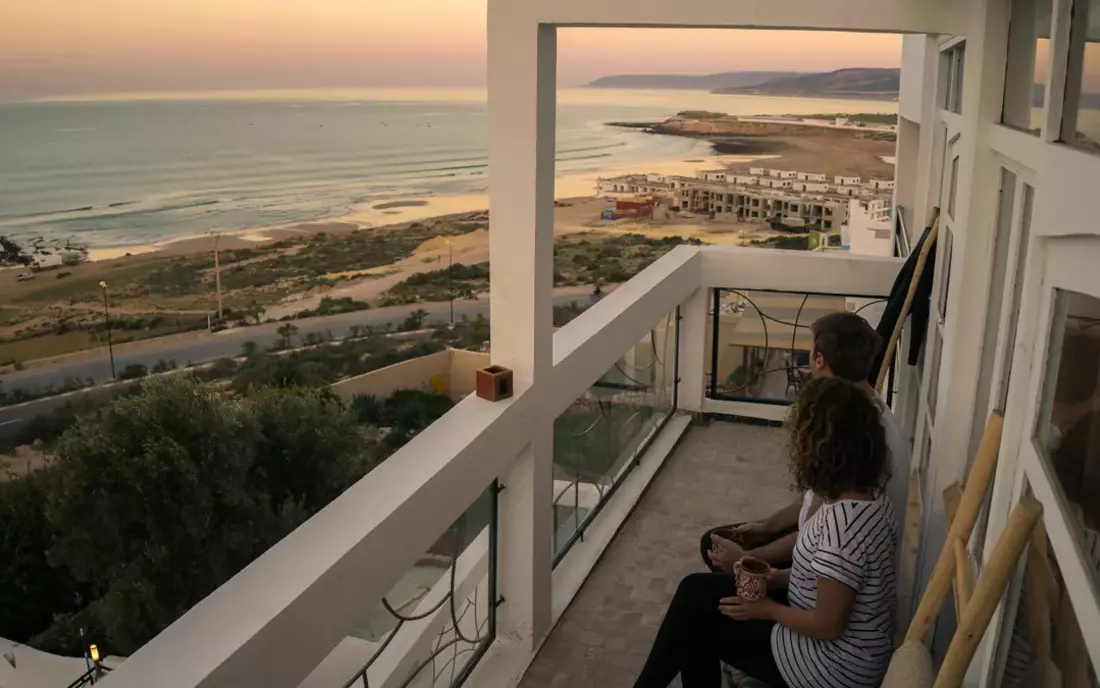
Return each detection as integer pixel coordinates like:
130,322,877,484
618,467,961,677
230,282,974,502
0,88,896,250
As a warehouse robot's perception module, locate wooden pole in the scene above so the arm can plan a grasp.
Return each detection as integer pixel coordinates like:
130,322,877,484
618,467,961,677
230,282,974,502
1025,521,1052,668
876,207,941,392
906,411,1004,644
934,496,1043,688
953,536,974,619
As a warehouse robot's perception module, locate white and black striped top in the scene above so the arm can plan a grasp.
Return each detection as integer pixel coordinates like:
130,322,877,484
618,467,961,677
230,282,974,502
772,496,898,688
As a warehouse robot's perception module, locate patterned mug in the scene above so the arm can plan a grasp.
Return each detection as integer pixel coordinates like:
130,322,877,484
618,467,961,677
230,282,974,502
734,556,770,601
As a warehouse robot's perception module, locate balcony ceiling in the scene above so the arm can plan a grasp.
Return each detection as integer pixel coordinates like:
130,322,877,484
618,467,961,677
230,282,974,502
490,0,965,37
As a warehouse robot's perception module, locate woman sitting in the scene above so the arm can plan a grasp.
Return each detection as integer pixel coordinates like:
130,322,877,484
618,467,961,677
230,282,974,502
634,377,898,688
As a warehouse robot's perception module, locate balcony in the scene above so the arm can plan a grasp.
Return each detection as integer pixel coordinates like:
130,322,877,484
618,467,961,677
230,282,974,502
97,246,900,688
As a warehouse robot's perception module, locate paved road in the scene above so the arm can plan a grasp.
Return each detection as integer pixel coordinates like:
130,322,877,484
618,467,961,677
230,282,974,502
0,290,599,438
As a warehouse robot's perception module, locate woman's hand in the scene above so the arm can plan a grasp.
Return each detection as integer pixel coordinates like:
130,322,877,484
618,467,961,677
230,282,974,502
731,521,773,546
718,596,780,621
707,534,745,573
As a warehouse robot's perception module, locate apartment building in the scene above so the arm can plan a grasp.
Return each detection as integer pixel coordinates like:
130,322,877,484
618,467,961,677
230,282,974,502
100,1,1100,687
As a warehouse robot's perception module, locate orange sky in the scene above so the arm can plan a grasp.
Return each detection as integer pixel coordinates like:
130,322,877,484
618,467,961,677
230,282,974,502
0,0,903,100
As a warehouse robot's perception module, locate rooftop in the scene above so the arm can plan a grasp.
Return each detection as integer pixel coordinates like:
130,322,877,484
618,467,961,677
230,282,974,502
519,420,793,688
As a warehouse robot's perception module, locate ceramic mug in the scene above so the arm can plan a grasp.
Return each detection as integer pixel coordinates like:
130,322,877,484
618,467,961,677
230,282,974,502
734,556,770,601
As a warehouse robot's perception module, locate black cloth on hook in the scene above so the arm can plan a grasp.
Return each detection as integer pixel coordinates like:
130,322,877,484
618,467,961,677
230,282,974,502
868,222,937,385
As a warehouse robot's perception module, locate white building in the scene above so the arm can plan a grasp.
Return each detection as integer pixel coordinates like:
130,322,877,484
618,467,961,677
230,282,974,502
843,198,894,257
867,178,897,190
100,1,1100,687
797,171,828,182
834,174,862,185
748,166,765,175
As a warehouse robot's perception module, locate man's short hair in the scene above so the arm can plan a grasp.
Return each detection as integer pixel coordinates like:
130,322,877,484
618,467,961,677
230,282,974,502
810,312,883,382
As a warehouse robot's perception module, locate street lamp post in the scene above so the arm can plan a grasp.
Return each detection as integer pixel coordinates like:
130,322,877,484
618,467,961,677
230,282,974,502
99,281,116,380
211,231,224,322
447,239,454,326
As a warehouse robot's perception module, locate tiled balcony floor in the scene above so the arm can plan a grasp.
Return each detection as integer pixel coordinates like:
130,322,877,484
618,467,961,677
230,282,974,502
518,419,796,688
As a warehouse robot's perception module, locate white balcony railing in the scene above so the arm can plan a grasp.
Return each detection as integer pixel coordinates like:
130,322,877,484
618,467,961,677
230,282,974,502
99,246,901,688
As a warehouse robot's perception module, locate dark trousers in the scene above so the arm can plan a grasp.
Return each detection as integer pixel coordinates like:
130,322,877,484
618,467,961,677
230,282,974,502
634,572,789,688
700,524,797,572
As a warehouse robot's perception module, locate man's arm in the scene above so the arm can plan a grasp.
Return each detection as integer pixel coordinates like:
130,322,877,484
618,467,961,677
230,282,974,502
759,494,805,534
745,531,799,565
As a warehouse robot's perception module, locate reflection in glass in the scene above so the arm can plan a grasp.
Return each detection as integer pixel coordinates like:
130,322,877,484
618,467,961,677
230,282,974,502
342,487,496,688
552,310,678,559
1065,0,1100,151
1037,291,1100,589
708,289,855,403
1002,490,1095,686
1003,0,1052,132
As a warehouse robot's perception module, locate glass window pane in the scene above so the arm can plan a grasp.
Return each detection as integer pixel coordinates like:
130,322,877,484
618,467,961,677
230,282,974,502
928,326,944,417
1003,0,1053,132
948,156,960,218
1035,290,1100,590
937,226,955,319
1001,484,1096,687
1065,0,1100,151
996,184,1034,410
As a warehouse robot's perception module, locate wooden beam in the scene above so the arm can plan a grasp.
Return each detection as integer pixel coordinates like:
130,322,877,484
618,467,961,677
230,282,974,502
944,481,963,526
953,536,974,619
1025,521,1052,666
934,496,1043,688
906,412,1004,644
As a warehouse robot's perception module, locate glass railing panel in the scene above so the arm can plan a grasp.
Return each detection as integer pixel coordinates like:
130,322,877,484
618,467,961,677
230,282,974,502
333,485,497,688
552,309,678,562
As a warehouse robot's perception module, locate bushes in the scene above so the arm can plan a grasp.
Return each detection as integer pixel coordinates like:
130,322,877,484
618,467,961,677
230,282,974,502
15,377,377,654
118,363,148,380
352,389,455,449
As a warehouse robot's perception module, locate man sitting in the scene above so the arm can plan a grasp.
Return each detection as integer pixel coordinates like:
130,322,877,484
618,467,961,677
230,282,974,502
701,311,911,572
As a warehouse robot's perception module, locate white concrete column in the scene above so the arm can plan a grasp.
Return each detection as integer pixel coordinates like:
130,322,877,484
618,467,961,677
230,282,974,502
915,0,1013,662
487,5,556,651
676,287,709,413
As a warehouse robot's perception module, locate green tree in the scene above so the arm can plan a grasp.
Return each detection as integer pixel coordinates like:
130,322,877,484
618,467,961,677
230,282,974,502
42,377,373,654
240,341,259,358
275,323,299,349
403,308,429,331
0,470,87,643
244,300,266,325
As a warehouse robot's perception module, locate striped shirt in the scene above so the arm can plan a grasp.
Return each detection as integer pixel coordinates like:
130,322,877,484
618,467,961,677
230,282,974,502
773,496,899,688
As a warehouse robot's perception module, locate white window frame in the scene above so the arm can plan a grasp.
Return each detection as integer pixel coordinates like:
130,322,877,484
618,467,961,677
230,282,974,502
980,239,1100,685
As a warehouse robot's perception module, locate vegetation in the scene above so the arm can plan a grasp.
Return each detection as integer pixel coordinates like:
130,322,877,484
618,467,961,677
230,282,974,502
22,378,378,654
296,296,370,318
351,390,456,449
752,234,811,251
378,232,704,306
553,232,703,287
798,112,899,125
381,263,490,306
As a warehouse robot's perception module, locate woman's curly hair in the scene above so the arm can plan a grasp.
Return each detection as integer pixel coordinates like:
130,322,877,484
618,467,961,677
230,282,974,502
787,377,890,500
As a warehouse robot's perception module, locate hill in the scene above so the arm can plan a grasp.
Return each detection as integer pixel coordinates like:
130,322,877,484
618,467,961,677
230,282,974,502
585,71,806,90
713,68,900,98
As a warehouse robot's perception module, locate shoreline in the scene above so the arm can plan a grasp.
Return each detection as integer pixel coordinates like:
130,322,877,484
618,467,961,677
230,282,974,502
81,149,766,263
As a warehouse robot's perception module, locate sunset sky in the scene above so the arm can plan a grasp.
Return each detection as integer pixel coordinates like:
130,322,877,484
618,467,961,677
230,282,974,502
0,0,905,101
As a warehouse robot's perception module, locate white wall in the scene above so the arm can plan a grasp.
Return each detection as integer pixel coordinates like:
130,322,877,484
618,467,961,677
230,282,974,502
899,34,932,123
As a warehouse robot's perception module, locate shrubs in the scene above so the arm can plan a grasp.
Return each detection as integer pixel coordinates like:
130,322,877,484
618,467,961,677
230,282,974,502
15,377,377,654
352,389,455,449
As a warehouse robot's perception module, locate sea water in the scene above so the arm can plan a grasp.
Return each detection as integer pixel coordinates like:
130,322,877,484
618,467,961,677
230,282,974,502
0,88,896,249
